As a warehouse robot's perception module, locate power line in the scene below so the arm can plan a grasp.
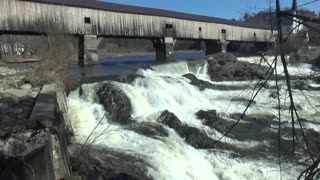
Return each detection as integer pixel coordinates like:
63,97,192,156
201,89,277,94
298,0,320,8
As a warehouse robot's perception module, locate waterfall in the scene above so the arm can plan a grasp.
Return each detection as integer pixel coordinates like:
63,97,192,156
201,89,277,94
67,58,320,180
151,62,190,76
195,61,210,80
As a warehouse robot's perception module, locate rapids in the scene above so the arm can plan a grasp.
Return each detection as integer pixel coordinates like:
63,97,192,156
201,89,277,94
67,56,320,180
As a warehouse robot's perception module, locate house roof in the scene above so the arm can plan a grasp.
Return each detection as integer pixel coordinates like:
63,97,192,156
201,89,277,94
20,0,271,30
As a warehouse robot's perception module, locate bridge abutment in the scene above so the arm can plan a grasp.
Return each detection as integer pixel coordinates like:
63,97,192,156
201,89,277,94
152,37,175,62
78,35,99,66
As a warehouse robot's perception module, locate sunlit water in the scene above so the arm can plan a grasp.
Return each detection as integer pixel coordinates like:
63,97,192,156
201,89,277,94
67,56,320,180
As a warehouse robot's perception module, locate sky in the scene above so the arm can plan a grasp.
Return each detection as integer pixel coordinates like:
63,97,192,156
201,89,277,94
99,0,320,19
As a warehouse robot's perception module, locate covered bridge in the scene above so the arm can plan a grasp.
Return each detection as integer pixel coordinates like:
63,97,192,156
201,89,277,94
0,0,277,64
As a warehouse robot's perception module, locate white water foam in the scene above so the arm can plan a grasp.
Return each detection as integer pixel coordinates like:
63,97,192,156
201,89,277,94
67,57,320,180
68,83,304,180
238,56,317,76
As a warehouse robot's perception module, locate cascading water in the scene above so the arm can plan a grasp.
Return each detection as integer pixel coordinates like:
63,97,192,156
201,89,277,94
67,57,320,180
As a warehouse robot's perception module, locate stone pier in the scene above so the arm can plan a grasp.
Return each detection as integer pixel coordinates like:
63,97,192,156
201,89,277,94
152,37,175,62
78,35,99,66
204,40,221,55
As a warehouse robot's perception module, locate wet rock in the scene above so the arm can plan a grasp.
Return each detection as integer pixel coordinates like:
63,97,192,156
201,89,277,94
289,46,320,65
0,154,35,180
206,53,270,81
292,80,309,90
158,110,219,149
20,83,32,90
70,145,151,180
0,103,8,111
230,113,276,123
304,129,320,155
269,91,278,99
126,121,168,138
97,83,132,124
183,73,244,91
206,52,238,62
120,74,144,84
231,97,256,105
195,110,233,133
0,95,19,107
183,73,215,91
0,120,46,157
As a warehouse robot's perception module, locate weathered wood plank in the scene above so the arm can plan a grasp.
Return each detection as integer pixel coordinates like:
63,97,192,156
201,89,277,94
0,0,276,42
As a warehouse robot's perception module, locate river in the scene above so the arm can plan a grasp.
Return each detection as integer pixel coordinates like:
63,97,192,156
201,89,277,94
67,52,320,180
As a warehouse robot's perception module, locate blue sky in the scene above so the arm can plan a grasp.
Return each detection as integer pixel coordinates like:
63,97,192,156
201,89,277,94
100,0,320,19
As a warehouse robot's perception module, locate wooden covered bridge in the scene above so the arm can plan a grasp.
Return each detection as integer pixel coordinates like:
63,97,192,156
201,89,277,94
0,0,277,65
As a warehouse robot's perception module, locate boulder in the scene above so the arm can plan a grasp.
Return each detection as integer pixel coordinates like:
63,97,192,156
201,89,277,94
126,121,168,138
292,80,309,90
96,83,132,124
206,53,270,81
183,73,215,91
196,110,233,133
120,74,144,84
70,145,150,180
158,110,219,149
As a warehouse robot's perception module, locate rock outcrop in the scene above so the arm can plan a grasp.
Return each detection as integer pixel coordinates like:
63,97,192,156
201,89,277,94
120,74,144,84
206,53,270,81
70,145,151,180
183,73,244,91
126,121,169,138
195,110,233,133
158,110,219,149
97,83,132,124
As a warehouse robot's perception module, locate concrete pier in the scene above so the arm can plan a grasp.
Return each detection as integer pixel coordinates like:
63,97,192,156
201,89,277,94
78,35,99,66
152,37,175,62
204,40,221,55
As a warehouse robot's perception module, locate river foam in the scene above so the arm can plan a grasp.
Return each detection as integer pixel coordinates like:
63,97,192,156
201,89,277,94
67,56,320,180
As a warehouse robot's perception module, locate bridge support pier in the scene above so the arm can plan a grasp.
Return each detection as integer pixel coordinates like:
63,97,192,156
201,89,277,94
204,40,230,55
204,40,221,55
78,35,99,66
221,40,230,53
152,37,175,62
254,42,271,52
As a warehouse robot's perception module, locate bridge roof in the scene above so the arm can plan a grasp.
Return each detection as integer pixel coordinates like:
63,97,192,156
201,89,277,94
21,0,270,30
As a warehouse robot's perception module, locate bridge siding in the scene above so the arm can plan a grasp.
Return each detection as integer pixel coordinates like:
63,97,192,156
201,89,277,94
0,0,274,42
